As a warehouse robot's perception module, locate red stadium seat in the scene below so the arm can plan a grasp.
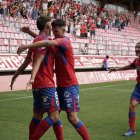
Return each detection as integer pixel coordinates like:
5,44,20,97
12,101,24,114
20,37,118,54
0,38,4,45
4,39,9,46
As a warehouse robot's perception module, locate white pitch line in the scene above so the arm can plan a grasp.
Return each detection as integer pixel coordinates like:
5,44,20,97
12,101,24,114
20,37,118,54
0,96,32,102
0,82,133,102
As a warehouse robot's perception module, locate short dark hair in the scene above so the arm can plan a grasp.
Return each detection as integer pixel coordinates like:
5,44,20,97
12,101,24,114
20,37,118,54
51,19,66,28
36,16,50,31
106,55,109,59
136,42,140,46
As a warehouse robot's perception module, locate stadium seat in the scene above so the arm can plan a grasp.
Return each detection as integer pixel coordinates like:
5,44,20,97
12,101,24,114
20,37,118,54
4,39,9,46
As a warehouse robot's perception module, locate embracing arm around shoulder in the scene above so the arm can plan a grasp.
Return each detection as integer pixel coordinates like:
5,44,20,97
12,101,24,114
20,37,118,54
17,40,59,55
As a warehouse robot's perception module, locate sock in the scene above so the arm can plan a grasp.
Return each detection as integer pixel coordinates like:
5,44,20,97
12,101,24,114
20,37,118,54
75,121,90,140
29,118,41,139
53,120,64,140
129,112,136,131
30,116,55,140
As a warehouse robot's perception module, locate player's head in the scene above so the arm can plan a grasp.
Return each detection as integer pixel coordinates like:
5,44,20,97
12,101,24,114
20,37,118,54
51,19,66,38
135,42,140,56
106,55,109,59
36,16,51,35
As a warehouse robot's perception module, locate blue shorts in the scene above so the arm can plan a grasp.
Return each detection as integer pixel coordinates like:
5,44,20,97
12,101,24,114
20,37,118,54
32,88,60,113
57,85,80,112
131,84,140,103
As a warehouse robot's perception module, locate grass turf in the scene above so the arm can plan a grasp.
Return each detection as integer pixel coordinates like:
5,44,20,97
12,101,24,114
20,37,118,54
0,80,140,140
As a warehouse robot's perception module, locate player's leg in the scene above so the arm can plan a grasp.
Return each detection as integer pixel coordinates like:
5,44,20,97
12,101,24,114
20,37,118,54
52,92,64,140
29,89,44,139
129,100,139,130
29,112,43,139
31,111,60,140
123,100,139,136
57,85,90,140
53,118,64,140
124,84,140,136
67,112,90,140
30,88,63,140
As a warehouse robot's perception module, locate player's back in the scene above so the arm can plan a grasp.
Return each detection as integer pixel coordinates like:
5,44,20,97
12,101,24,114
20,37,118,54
54,36,78,87
29,33,55,88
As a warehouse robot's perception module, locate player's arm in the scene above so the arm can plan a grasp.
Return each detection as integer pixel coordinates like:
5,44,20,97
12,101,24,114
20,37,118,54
109,64,135,73
20,27,37,38
26,53,45,90
17,40,58,55
10,51,32,90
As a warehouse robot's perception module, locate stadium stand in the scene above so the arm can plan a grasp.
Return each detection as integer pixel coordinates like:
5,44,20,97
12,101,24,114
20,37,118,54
0,0,140,91
0,14,140,56
0,0,140,55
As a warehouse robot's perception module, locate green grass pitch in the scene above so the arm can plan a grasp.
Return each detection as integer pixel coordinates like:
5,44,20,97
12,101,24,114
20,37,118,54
0,80,140,140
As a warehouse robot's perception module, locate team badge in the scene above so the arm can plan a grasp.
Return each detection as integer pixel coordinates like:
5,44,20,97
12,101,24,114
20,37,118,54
64,91,70,98
42,96,48,103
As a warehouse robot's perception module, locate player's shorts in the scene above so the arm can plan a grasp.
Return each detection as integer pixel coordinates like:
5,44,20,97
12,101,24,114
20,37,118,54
57,85,80,112
32,88,60,114
131,84,140,103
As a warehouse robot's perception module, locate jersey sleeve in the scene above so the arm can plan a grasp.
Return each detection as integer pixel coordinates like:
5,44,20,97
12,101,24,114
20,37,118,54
55,37,70,50
130,59,136,69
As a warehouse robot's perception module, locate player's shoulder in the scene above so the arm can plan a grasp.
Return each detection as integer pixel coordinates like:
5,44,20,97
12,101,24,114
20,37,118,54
34,34,48,42
55,36,71,45
33,35,41,42
134,58,140,63
134,57,139,61
63,36,71,43
56,36,70,42
131,58,140,66
64,36,70,40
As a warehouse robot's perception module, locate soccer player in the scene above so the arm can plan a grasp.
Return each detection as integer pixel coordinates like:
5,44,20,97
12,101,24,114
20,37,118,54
17,19,91,140
109,42,140,137
11,17,64,140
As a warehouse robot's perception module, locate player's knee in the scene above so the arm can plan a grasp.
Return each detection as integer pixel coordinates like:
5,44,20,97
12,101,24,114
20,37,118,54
49,111,59,122
33,113,43,120
67,115,79,125
129,104,136,112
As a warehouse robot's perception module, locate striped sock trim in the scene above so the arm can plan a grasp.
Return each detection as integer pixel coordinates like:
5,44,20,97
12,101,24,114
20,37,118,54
45,117,55,126
75,121,84,129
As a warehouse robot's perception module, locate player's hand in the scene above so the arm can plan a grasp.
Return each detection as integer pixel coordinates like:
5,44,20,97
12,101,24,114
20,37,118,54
109,68,118,73
20,27,30,33
10,77,16,90
17,44,27,55
26,79,34,91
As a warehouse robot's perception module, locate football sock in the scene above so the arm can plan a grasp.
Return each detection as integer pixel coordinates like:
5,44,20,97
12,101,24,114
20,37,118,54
30,116,55,140
29,117,41,139
75,121,90,140
129,112,136,131
53,120,64,140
